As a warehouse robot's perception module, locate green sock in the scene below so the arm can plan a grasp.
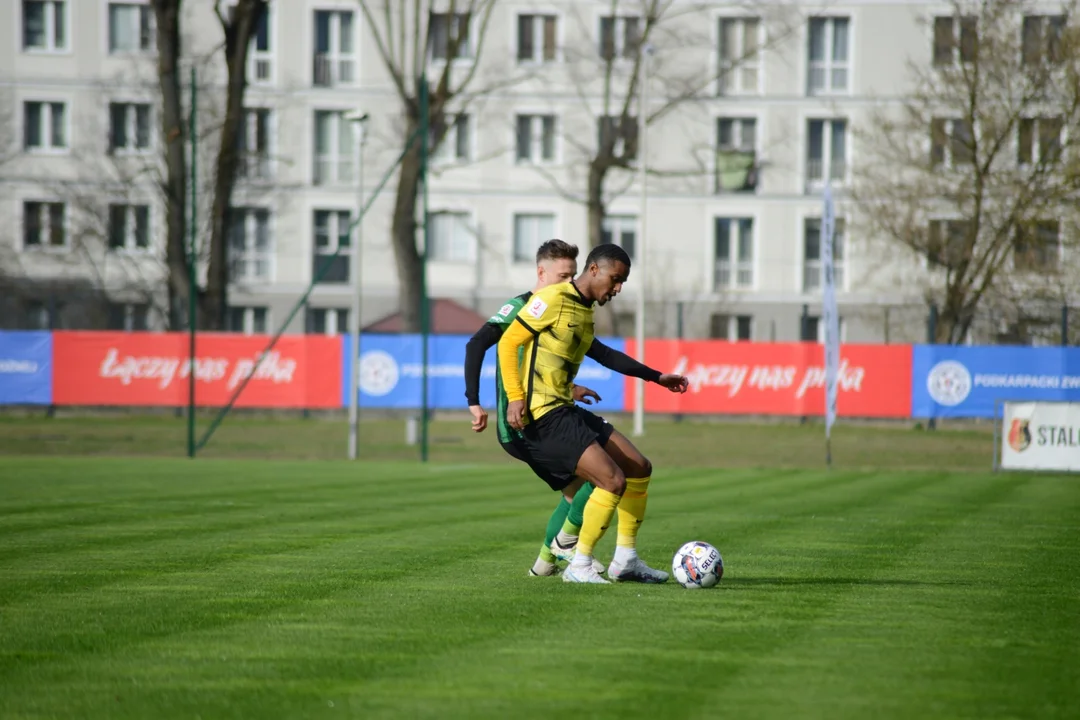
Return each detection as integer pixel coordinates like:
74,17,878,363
543,496,572,550
564,483,595,532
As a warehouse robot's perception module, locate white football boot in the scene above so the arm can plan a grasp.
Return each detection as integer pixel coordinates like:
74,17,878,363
563,558,611,584
528,560,561,577
550,540,606,573
607,556,670,584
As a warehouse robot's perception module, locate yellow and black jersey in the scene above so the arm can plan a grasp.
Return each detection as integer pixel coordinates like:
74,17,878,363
496,281,595,423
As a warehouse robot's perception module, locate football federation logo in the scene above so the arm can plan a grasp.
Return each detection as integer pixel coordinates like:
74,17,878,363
926,360,972,406
358,350,399,397
1007,418,1032,452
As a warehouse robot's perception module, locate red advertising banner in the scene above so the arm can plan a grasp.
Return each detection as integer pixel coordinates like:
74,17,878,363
52,332,342,408
624,341,912,418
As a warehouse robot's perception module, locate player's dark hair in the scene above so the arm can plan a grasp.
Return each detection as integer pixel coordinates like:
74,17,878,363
535,239,579,263
585,243,632,269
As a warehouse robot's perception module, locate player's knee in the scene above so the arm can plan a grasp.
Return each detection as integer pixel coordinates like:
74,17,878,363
591,464,625,495
639,456,653,478
609,472,627,496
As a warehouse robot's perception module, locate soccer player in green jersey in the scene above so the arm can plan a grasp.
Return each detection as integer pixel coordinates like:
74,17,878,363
464,240,672,577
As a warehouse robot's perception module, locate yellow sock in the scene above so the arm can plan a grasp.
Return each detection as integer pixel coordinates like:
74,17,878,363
616,477,650,549
576,487,621,557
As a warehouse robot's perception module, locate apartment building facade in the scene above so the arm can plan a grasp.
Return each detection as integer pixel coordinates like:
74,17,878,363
1,1,1016,342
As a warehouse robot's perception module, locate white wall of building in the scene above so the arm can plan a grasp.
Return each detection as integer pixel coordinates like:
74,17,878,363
1,0,956,338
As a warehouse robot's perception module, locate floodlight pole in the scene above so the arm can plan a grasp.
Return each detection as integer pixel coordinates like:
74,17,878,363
633,43,655,438
347,112,369,461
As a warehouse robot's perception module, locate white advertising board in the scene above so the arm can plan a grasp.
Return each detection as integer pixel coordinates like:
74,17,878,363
1000,401,1080,472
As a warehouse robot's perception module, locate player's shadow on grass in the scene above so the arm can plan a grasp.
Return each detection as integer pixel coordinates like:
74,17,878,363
722,576,968,588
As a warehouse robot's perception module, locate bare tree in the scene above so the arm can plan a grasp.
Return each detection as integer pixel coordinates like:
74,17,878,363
528,1,796,252
152,0,267,330
850,0,1080,344
358,0,517,333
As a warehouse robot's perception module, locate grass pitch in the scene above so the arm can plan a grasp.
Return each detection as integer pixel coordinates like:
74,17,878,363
2,443,1078,718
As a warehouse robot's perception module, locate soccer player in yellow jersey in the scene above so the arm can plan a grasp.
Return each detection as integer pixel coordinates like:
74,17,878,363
497,244,689,584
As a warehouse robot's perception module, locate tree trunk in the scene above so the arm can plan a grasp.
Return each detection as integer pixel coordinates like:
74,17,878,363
391,121,425,333
586,160,607,251
152,0,189,330
586,159,619,335
202,0,265,331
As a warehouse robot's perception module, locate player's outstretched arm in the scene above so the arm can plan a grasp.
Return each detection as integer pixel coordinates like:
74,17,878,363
463,323,502,431
586,340,688,393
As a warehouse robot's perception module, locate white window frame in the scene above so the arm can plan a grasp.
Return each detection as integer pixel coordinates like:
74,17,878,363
228,306,269,335
108,203,152,252
431,114,471,165
512,212,556,263
715,115,758,193
601,214,637,260
22,0,69,53
312,209,352,284
1013,218,1063,272
802,216,846,293
22,200,68,250
312,9,356,86
228,207,273,283
1017,116,1064,167
932,15,977,67
226,0,274,84
516,13,559,64
108,100,152,154
108,302,151,331
309,307,350,336
806,315,847,344
597,114,638,159
805,117,848,190
807,16,850,95
312,109,354,185
1022,15,1066,66
428,11,474,63
716,16,763,96
515,113,558,164
106,1,154,55
23,100,68,153
930,117,974,169
426,209,476,263
924,217,970,270
714,216,755,290
238,107,273,180
711,313,754,342
598,14,640,61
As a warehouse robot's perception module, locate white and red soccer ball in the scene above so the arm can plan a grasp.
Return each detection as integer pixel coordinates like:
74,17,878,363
672,541,724,589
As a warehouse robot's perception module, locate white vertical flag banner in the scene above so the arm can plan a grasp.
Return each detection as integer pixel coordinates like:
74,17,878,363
822,183,840,452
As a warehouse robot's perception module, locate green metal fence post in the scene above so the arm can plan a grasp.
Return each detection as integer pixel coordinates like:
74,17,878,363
418,74,431,463
187,66,197,459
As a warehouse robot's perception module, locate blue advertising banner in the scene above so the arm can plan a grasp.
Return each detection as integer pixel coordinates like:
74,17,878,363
342,334,627,411
912,345,1080,418
0,331,53,405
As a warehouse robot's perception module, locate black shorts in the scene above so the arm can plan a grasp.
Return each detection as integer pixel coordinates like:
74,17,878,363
500,405,614,491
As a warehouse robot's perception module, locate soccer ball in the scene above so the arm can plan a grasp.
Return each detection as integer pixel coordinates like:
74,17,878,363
672,541,724,589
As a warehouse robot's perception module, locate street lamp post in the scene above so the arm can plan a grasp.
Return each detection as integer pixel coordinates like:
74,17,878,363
347,111,369,460
633,43,655,438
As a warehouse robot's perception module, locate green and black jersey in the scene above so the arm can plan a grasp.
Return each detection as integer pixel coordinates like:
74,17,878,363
464,292,531,443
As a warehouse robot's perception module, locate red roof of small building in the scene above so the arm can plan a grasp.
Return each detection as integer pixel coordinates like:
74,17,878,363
364,298,489,334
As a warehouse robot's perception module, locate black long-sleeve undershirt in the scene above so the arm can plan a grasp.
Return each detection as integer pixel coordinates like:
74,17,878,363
463,323,662,406
585,340,663,384
464,322,502,405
